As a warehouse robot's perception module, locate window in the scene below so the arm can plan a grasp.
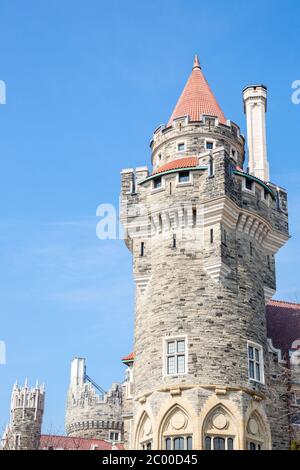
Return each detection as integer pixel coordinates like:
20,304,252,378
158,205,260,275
177,142,185,152
141,441,152,450
205,436,234,450
250,242,253,256
206,141,214,150
208,156,214,177
205,117,215,128
178,171,190,183
172,233,176,249
164,436,192,450
140,242,145,257
109,431,119,441
245,178,253,191
153,176,162,189
248,342,264,383
131,173,136,194
222,228,227,246
158,153,162,160
15,434,21,449
165,338,186,375
231,148,236,158
210,228,214,244
276,190,280,210
249,442,261,450
192,208,197,227
294,392,300,406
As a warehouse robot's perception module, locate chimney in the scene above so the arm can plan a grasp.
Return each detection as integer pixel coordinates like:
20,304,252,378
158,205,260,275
243,84,269,182
70,357,86,388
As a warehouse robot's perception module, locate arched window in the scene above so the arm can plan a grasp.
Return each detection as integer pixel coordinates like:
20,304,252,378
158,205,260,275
160,406,193,450
137,413,153,450
246,412,267,450
203,405,237,450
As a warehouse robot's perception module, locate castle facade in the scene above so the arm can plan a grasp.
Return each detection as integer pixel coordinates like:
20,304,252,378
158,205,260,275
2,56,300,451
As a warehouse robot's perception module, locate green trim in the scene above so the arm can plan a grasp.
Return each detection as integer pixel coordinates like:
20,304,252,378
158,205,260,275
233,170,275,199
138,166,207,185
122,359,134,364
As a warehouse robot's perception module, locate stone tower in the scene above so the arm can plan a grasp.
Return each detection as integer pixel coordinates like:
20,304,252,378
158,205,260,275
120,56,290,450
65,358,123,442
2,380,45,450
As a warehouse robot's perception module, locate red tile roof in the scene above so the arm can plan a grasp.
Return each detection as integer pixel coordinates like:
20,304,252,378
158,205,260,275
167,55,226,126
39,435,123,450
266,300,300,356
153,157,199,175
121,352,135,363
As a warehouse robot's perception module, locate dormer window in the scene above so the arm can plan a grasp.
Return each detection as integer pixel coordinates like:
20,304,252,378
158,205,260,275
245,179,253,191
153,176,162,189
205,117,215,128
206,141,214,150
178,171,190,183
231,148,236,158
177,142,185,152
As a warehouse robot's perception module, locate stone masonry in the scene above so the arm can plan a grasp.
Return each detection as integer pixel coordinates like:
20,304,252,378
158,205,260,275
120,56,291,450
65,358,123,442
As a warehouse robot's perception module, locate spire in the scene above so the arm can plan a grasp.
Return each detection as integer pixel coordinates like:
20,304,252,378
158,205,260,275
193,54,201,69
167,56,226,126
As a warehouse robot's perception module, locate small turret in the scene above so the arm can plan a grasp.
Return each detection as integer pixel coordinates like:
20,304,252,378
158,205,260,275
2,380,45,449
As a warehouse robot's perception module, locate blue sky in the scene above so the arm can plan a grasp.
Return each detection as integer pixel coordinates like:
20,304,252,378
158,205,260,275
0,0,299,433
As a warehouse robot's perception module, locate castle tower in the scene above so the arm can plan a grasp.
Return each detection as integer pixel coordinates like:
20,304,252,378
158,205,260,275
120,56,290,450
2,380,45,450
65,358,123,442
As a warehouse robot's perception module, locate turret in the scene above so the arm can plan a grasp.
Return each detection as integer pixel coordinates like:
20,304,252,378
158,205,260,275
65,358,123,442
1,380,45,450
120,56,290,450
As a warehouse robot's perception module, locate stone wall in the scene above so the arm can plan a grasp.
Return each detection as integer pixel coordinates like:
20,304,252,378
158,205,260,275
121,118,290,450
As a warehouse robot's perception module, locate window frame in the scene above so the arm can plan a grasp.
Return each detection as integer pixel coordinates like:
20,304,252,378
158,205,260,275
205,139,215,151
247,341,265,384
163,336,188,377
177,170,192,186
204,435,235,450
176,141,186,153
164,435,192,450
242,177,255,194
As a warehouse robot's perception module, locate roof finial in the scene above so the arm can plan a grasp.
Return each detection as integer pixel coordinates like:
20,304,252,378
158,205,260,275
193,54,201,70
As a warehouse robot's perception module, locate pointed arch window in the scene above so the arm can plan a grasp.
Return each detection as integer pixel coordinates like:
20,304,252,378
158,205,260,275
203,406,237,450
160,406,193,450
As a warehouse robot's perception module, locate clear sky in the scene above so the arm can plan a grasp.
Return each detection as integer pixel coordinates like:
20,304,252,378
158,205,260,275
0,0,299,433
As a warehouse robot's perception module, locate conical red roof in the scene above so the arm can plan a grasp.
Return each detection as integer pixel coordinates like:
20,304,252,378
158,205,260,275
167,55,226,126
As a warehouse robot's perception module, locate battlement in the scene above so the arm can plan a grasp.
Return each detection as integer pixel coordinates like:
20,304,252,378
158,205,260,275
65,358,123,441
2,380,45,449
150,117,245,172
11,379,45,414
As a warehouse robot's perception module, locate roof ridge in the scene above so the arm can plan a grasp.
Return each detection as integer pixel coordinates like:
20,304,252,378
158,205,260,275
268,299,300,308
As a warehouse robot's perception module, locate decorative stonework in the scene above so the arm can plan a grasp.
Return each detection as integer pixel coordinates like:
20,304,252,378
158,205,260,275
203,261,231,283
